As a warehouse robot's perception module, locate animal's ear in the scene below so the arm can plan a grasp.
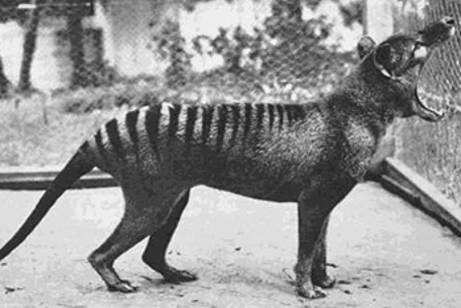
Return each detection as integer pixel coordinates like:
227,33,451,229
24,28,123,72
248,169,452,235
357,36,376,59
372,43,394,78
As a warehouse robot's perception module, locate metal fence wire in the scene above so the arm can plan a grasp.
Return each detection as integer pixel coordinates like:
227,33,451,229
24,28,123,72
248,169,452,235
394,0,461,108
393,0,461,203
0,1,459,109
2,0,461,201
0,0,362,106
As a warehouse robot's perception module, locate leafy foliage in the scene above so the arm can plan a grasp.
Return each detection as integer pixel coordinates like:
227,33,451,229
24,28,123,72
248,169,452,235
185,0,357,97
0,0,26,23
151,19,191,88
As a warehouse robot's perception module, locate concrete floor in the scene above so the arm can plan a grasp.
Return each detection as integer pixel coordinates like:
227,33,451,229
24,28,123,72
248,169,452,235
0,182,460,308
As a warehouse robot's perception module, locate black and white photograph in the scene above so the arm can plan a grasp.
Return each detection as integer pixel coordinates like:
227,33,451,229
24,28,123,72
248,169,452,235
0,0,460,307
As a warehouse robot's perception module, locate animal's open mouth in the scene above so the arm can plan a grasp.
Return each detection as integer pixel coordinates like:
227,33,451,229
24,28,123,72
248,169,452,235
413,63,445,122
412,19,455,122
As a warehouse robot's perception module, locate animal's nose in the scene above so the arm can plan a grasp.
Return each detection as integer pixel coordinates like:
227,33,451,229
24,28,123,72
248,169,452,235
442,16,455,27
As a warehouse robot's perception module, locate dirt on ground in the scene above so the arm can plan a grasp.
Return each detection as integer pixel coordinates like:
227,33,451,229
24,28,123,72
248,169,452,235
0,182,460,308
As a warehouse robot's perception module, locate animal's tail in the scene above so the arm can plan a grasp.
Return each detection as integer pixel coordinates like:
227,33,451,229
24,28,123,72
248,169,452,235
0,145,94,260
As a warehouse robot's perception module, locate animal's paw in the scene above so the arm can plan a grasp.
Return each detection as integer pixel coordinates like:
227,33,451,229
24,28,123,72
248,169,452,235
296,284,327,299
163,268,198,283
313,273,336,289
108,280,138,293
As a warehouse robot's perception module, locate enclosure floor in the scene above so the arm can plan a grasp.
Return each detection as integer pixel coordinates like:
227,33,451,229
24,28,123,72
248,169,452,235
0,183,460,308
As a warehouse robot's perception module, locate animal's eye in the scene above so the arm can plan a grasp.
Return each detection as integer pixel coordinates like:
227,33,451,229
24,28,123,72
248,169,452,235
414,40,427,48
413,41,424,53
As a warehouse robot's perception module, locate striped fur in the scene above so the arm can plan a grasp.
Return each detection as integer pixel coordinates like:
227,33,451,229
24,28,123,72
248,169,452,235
106,119,126,162
184,105,198,156
88,102,309,168
145,104,162,162
0,18,453,299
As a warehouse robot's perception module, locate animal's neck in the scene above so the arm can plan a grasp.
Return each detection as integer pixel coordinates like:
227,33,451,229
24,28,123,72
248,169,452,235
356,61,400,119
324,72,395,140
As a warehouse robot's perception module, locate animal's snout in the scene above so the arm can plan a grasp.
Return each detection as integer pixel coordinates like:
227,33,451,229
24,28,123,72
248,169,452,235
443,16,456,38
441,16,455,27
441,16,456,36
418,16,455,46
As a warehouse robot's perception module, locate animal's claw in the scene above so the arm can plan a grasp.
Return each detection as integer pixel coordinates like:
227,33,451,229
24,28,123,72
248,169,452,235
313,274,336,289
108,280,138,293
296,284,327,299
163,268,198,283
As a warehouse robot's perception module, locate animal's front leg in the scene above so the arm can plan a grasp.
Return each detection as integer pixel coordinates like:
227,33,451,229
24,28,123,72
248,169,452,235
295,181,355,299
311,214,336,289
294,201,330,299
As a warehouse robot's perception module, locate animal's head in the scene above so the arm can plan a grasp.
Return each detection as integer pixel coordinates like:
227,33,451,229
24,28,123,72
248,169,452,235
357,16,455,121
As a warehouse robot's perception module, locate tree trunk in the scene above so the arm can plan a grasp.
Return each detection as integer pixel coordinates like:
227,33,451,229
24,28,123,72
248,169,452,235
18,0,41,92
67,8,87,89
0,56,11,98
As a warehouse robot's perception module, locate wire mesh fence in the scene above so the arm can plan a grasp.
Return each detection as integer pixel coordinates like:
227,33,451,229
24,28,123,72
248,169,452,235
394,0,461,106
393,0,461,203
1,0,461,204
0,0,362,107
0,0,363,167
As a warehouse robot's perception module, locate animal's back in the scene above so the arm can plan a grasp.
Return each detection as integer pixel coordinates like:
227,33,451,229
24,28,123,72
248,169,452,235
1,16,453,299
85,101,331,200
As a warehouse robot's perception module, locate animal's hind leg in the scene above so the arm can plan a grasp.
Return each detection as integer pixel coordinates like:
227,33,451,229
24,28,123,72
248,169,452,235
88,186,182,293
142,189,197,283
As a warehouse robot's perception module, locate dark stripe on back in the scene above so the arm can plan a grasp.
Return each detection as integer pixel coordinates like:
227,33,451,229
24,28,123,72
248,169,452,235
243,103,252,142
94,130,108,162
215,104,228,152
126,109,140,146
126,109,140,168
106,119,126,162
286,105,294,125
229,104,241,147
184,105,198,155
276,104,284,130
286,104,307,125
293,105,306,121
201,105,214,144
268,104,275,131
145,104,162,161
255,103,265,132
79,140,90,154
167,104,182,144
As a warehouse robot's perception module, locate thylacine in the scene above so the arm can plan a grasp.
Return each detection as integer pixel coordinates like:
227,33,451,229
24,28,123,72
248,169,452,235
0,17,455,299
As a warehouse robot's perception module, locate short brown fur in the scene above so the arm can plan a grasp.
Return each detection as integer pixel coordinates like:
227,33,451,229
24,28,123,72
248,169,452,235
0,17,455,299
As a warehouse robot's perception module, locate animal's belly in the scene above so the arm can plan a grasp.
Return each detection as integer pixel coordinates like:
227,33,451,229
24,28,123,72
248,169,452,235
205,176,302,203
186,152,308,202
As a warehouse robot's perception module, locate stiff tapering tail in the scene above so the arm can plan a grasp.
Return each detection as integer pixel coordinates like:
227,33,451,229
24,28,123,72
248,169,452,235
0,148,94,260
